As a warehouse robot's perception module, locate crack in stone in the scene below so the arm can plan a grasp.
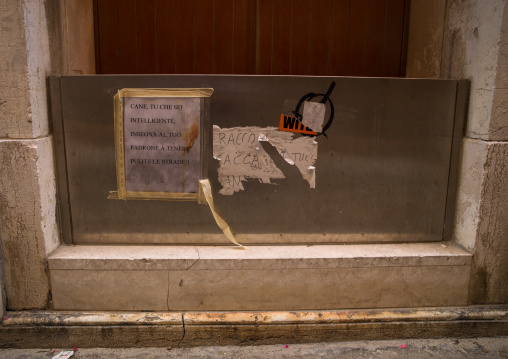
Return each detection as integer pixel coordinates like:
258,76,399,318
178,312,186,348
166,270,170,311
488,125,508,134
469,125,508,137
184,246,200,270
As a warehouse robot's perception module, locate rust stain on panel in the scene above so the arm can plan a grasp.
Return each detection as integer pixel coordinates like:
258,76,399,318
182,116,200,153
181,116,200,191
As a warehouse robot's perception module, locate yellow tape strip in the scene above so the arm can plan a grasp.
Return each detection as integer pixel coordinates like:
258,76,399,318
119,88,214,98
108,191,197,201
113,92,127,200
199,179,245,249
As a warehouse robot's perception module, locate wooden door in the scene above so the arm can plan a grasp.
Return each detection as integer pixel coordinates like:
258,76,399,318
94,0,410,76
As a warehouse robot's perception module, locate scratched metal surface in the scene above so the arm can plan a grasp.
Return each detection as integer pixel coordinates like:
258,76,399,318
52,75,465,244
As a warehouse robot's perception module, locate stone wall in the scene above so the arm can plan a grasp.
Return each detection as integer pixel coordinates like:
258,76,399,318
406,0,447,78
408,0,508,304
446,0,508,304
0,0,94,310
0,0,61,309
0,0,506,312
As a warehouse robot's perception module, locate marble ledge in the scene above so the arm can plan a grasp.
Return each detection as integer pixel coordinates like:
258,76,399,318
48,242,472,271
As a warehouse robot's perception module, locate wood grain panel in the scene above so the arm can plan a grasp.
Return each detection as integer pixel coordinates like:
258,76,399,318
255,0,273,74
399,0,411,77
329,0,350,76
95,0,410,77
364,0,386,76
310,0,331,75
195,0,214,74
272,0,292,74
347,0,368,76
93,0,100,73
117,0,137,74
136,0,157,74
383,0,406,76
291,0,312,75
97,0,119,73
234,0,256,74
215,0,234,74
175,0,195,74
156,0,176,74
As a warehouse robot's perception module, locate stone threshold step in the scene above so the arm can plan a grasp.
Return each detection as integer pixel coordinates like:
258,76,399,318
1,306,507,348
48,242,472,311
49,242,471,270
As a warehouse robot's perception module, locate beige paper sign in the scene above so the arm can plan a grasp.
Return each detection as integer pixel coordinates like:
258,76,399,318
110,88,213,201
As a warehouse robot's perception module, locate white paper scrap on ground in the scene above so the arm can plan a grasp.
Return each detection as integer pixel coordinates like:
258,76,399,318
213,126,317,195
52,351,74,359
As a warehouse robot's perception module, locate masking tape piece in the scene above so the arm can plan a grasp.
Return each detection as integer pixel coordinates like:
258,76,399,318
302,101,326,133
199,179,245,249
197,183,206,204
114,92,126,200
108,191,197,201
118,88,214,98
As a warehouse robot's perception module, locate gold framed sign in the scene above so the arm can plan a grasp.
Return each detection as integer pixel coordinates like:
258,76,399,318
109,88,213,201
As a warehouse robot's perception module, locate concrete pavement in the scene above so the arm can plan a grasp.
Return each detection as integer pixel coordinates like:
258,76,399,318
0,337,507,358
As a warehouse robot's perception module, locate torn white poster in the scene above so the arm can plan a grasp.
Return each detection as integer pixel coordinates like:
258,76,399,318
213,126,317,195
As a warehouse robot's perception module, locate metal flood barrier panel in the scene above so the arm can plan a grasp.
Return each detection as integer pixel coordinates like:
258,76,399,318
50,75,468,245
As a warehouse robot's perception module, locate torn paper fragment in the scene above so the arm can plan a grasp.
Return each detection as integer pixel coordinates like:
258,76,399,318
213,125,317,195
258,132,317,187
52,351,74,359
302,101,326,133
213,126,285,195
307,166,316,188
